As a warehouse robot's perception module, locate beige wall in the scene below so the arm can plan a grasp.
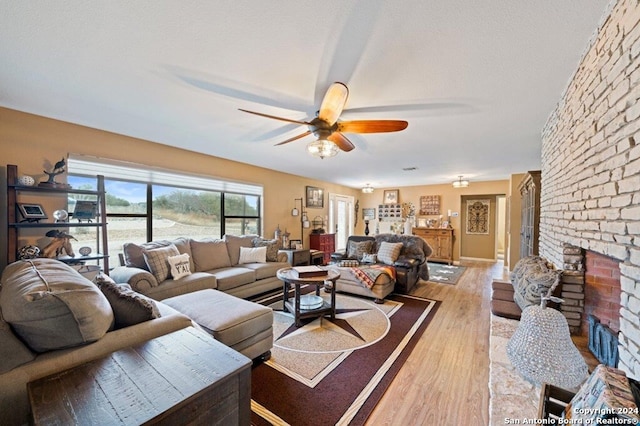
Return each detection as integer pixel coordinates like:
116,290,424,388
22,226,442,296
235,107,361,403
356,180,510,263
0,107,359,269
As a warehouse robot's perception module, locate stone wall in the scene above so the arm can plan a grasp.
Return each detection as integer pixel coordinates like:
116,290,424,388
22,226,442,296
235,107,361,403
540,0,640,379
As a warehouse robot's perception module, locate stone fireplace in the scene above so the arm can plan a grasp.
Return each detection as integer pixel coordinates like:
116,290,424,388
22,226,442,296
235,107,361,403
539,0,640,379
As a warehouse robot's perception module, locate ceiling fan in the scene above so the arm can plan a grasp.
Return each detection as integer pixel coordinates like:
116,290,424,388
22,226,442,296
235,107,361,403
239,82,408,158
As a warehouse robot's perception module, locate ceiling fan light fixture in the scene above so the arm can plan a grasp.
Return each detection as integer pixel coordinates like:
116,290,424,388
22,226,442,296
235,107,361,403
452,175,469,188
307,139,339,159
362,184,374,193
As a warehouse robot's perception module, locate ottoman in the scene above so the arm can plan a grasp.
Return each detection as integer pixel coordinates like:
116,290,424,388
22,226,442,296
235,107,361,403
163,289,273,361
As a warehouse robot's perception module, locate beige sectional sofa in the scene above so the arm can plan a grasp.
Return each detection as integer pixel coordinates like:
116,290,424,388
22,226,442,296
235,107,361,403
110,234,290,300
0,259,194,426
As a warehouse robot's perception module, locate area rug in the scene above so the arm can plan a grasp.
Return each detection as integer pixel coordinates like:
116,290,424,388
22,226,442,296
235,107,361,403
250,290,440,426
427,262,467,284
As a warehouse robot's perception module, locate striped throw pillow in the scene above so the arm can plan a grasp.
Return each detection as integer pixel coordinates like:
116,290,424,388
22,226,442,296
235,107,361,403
377,242,403,265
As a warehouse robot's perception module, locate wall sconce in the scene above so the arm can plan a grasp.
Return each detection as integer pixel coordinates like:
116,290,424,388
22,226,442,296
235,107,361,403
452,175,469,188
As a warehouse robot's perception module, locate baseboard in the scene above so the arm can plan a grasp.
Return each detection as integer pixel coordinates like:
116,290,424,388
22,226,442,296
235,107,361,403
459,256,497,262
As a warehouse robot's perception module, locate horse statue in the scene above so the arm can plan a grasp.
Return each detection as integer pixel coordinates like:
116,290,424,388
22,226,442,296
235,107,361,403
42,230,77,258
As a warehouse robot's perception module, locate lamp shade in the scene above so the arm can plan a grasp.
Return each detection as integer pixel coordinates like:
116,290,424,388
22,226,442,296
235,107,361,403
307,139,339,159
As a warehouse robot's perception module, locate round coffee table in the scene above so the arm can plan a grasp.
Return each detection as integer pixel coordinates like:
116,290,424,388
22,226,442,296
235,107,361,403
276,268,340,327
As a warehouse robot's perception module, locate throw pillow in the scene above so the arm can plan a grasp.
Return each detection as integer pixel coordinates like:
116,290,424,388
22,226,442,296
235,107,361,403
252,237,279,262
347,240,375,260
377,242,403,265
0,308,35,374
361,253,378,264
0,259,113,353
143,243,180,283
190,239,231,271
224,234,258,265
167,253,192,279
94,274,161,329
238,246,267,264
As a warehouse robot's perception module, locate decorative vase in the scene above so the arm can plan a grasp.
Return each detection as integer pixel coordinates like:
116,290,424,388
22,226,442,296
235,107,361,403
404,217,413,235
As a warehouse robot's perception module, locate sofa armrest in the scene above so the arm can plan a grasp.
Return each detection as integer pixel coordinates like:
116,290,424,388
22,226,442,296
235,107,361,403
276,251,289,263
110,266,158,293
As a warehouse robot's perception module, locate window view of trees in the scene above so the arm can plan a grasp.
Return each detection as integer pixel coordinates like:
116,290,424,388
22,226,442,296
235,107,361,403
67,175,261,270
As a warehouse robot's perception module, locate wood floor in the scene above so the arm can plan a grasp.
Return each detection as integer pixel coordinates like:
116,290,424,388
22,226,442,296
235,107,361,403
366,260,507,426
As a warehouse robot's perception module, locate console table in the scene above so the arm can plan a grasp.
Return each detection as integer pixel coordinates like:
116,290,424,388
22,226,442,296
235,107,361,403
28,327,251,425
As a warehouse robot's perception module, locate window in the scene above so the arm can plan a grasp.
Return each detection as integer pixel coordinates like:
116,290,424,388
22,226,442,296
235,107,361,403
67,155,262,268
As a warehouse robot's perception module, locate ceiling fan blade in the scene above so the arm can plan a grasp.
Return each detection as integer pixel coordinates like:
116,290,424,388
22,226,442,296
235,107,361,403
274,131,312,146
328,132,355,152
239,109,310,125
318,82,349,125
337,120,408,133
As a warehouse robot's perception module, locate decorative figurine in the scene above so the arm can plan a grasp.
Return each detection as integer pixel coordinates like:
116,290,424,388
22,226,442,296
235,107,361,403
42,230,77,258
39,157,71,188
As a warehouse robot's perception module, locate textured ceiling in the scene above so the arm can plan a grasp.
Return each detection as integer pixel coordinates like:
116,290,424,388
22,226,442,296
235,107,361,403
0,1,611,188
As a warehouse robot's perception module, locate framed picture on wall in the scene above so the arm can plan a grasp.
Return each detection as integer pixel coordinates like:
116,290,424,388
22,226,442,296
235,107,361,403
383,189,399,204
306,186,324,208
362,208,375,220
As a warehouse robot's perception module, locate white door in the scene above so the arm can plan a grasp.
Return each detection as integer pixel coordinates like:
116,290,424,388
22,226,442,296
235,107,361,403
329,193,354,252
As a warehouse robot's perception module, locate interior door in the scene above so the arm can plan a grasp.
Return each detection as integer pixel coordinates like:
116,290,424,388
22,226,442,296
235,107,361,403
328,193,354,252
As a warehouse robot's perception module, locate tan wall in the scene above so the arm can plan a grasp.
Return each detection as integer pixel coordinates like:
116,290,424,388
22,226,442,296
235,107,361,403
356,180,510,262
460,195,498,260
0,107,359,269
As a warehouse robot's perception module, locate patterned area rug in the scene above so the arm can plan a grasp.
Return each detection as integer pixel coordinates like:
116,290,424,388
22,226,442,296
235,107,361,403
250,290,440,426
427,262,467,284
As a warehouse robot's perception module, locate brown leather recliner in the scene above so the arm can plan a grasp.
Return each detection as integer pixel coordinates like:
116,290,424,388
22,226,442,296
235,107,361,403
331,234,432,294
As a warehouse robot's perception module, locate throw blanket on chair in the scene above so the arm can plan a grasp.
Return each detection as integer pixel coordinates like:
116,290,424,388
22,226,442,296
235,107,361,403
351,265,396,289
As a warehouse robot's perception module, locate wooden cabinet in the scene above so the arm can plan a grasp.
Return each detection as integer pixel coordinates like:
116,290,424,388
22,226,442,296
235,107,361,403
7,164,110,273
413,227,454,265
28,328,251,425
518,171,541,259
309,233,335,265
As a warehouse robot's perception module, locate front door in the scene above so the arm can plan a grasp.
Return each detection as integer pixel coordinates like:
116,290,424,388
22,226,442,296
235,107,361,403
328,193,354,252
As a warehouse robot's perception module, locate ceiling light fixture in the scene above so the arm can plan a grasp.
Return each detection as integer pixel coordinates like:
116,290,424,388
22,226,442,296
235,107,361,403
307,139,339,159
452,175,469,188
362,184,374,193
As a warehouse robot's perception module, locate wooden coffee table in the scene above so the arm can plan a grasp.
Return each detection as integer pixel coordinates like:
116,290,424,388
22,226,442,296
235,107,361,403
28,327,251,425
277,267,340,327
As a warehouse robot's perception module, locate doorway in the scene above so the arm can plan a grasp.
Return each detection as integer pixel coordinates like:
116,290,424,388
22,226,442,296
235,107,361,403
459,194,506,261
328,193,354,252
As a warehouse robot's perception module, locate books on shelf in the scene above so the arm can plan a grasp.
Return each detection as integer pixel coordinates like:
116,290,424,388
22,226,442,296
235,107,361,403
293,265,328,278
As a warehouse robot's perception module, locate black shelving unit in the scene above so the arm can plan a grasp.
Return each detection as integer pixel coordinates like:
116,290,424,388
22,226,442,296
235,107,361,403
7,164,110,274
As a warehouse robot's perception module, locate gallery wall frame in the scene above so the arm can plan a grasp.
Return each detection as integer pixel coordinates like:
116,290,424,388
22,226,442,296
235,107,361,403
383,189,399,204
306,186,324,208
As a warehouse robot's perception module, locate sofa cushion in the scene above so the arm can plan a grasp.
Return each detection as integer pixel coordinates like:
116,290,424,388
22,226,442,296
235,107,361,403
209,267,256,291
94,274,161,329
167,253,192,279
122,238,192,271
143,244,180,283
239,246,267,264
252,237,279,262
190,238,231,271
0,307,35,374
347,240,375,260
224,234,258,265
377,242,403,265
242,261,289,280
0,259,113,353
